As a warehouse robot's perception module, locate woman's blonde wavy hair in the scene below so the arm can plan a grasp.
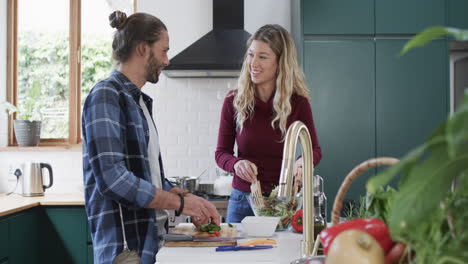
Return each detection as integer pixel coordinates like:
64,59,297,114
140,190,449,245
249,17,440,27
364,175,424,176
233,24,310,138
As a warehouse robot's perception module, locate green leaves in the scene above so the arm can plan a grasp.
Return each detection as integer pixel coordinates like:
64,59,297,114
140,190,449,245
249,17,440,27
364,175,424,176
400,26,468,56
366,92,468,262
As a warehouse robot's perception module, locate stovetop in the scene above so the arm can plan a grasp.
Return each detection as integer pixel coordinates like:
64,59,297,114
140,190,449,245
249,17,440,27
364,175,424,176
192,190,229,201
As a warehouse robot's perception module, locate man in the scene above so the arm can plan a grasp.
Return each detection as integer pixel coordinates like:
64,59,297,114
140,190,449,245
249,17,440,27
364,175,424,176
82,11,220,264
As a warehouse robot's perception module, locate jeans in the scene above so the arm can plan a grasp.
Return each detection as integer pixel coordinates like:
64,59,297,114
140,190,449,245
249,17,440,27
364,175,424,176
226,188,254,223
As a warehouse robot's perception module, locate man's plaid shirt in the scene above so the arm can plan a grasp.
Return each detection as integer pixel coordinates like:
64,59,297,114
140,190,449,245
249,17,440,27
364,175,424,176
82,70,172,264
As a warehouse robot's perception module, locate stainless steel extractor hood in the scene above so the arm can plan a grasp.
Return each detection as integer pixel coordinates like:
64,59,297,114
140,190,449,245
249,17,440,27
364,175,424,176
163,0,251,78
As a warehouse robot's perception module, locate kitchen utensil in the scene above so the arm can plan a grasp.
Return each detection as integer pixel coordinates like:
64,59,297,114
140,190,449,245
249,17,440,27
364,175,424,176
164,223,238,247
161,233,244,242
249,179,264,208
215,245,274,252
169,176,200,193
239,239,277,247
17,161,53,197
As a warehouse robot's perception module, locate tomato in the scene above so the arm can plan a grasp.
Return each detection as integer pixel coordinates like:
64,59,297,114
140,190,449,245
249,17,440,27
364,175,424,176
292,209,303,233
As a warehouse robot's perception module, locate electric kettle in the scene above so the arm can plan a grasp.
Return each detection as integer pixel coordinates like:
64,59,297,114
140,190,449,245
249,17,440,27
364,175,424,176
16,162,53,196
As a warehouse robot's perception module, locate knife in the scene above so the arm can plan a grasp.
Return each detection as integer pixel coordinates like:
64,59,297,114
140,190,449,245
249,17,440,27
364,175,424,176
161,233,245,242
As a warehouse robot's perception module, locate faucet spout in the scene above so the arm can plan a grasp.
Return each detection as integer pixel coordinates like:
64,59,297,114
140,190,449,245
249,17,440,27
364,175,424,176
277,121,315,257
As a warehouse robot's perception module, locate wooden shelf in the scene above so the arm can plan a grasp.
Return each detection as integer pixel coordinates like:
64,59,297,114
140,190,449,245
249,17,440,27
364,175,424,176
0,144,82,151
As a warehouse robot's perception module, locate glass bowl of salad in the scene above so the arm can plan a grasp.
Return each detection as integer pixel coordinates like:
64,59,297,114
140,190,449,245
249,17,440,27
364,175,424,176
247,195,301,230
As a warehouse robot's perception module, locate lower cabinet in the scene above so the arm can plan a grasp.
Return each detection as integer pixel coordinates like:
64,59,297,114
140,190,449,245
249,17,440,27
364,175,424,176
40,207,89,264
0,206,92,264
9,208,40,264
87,245,94,264
0,219,8,261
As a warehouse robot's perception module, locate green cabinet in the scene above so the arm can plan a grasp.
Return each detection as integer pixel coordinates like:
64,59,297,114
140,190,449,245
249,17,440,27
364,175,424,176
304,39,376,203
9,208,39,264
40,207,88,264
0,219,8,261
375,0,446,34
448,0,468,28
87,245,94,264
0,206,91,264
303,0,374,34
376,39,448,158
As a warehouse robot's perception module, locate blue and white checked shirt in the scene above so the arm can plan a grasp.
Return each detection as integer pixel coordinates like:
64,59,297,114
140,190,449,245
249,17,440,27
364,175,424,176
82,70,173,264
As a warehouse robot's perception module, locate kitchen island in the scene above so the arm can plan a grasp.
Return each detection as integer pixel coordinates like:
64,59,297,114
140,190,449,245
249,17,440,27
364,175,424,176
156,224,304,264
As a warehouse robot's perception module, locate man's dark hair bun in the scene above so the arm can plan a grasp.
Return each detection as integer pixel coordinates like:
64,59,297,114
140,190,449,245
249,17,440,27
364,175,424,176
109,11,127,29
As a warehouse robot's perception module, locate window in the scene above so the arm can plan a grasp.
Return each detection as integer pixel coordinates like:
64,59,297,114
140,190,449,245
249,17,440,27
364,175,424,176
7,0,135,146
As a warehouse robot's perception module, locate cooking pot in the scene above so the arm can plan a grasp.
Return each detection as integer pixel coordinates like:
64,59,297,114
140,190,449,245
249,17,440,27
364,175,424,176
168,176,199,193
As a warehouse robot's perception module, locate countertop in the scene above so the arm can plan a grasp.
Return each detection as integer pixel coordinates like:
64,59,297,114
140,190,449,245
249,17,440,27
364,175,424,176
156,224,304,264
0,192,85,217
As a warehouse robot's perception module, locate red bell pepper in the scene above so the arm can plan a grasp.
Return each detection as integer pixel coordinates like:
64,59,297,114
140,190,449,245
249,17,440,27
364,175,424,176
292,209,303,233
319,218,394,255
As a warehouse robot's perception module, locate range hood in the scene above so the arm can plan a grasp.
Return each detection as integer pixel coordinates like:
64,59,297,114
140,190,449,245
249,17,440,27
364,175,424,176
163,0,251,78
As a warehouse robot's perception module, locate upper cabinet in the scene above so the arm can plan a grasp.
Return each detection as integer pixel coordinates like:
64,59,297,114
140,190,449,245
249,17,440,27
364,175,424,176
375,0,446,34
376,39,448,158
448,0,468,28
303,0,374,35
304,39,376,203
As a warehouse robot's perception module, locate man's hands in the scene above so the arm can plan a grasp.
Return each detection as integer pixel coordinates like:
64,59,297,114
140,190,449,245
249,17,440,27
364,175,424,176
148,188,220,227
233,160,258,183
182,194,220,227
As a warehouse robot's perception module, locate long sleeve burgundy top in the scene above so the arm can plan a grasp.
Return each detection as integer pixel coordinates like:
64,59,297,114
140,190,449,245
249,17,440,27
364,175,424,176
215,91,322,194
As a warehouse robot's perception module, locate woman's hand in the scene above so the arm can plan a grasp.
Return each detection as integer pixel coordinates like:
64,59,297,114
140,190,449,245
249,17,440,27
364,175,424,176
234,160,258,183
293,157,303,186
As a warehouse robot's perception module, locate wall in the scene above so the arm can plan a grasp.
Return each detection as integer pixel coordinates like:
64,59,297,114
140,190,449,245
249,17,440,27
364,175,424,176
0,0,7,146
0,0,291,193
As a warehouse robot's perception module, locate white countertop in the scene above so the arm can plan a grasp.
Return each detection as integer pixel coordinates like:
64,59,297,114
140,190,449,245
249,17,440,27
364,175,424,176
156,224,304,264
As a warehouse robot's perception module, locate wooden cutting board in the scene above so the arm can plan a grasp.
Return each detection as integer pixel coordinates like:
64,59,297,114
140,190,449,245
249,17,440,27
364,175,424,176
164,223,238,247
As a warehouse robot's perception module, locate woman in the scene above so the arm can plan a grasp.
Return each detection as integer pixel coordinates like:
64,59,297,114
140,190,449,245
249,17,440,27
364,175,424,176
215,24,322,223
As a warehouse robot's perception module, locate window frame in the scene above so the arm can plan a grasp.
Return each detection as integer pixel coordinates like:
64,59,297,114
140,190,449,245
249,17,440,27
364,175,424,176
7,0,81,146
6,0,137,147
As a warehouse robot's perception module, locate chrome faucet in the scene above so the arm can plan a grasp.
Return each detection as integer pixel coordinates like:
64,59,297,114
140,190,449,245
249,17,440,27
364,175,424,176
277,121,315,257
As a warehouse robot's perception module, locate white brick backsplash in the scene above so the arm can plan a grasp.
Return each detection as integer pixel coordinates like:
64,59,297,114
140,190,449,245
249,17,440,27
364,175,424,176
166,144,189,157
0,77,233,193
189,145,209,156
198,134,217,146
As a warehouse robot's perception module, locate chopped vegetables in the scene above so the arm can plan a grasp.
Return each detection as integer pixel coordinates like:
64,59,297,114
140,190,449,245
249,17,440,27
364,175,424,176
199,223,221,232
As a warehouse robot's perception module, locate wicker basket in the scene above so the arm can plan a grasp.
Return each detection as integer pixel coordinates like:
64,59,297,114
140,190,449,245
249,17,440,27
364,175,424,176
331,157,400,225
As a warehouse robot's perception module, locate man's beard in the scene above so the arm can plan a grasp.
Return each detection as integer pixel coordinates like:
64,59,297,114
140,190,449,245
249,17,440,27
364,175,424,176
145,50,164,84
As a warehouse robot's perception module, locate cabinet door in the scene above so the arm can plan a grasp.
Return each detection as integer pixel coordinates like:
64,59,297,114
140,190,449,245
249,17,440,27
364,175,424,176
87,245,94,264
376,39,448,159
304,40,376,212
41,207,88,264
0,219,8,260
376,0,445,34
303,0,374,34
9,209,39,264
448,0,468,28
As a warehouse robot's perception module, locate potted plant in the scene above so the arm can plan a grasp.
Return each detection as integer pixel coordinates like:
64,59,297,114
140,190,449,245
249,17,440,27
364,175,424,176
1,99,42,147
